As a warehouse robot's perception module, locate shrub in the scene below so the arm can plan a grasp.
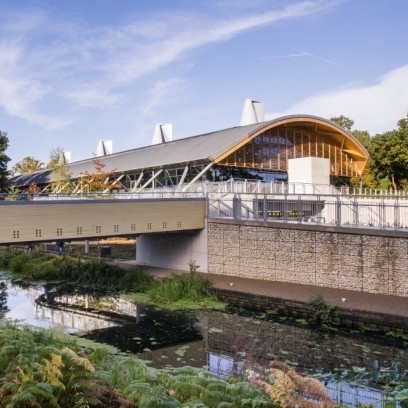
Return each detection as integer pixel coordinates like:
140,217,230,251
0,247,13,268
9,252,34,274
147,273,214,305
307,294,337,327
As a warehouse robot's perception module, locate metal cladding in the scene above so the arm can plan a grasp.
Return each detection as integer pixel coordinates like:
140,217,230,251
7,114,369,188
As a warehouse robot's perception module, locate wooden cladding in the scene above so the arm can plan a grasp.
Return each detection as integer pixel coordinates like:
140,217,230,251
218,126,360,177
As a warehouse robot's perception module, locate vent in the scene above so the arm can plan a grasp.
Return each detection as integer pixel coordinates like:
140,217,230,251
95,140,113,157
151,124,173,145
240,99,265,125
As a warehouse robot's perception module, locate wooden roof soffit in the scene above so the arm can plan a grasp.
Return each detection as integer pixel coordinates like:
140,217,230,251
213,116,369,176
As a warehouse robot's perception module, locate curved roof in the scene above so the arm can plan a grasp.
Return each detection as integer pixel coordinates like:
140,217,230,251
7,115,369,187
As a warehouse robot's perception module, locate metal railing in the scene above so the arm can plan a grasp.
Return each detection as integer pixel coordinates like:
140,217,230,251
4,180,408,230
207,192,408,230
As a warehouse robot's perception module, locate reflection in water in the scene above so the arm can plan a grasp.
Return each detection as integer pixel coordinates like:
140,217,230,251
0,281,8,318
34,291,140,333
206,309,408,374
34,303,120,333
1,273,407,406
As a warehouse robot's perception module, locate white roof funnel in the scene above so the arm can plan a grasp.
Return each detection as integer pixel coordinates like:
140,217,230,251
151,123,173,145
63,151,71,163
95,140,113,157
240,99,265,126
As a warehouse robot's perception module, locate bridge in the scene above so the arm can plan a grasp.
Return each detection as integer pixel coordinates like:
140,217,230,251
3,181,408,301
0,197,206,245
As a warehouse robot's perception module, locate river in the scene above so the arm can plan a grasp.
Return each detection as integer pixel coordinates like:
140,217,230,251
1,271,407,407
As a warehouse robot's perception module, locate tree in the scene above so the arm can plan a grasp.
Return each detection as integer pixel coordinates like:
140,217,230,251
10,156,45,175
47,146,72,193
0,131,11,193
330,115,354,132
369,113,408,191
79,158,119,194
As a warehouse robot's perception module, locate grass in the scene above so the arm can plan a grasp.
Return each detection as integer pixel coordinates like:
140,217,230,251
146,272,225,310
0,247,225,310
0,247,153,292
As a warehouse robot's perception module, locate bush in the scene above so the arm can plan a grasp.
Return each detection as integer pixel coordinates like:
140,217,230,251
9,251,34,274
0,247,13,268
147,273,214,305
307,294,337,327
0,324,273,408
3,249,154,292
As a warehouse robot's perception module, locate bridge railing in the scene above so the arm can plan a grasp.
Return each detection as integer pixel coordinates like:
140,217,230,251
4,179,408,201
207,192,408,230
4,181,408,230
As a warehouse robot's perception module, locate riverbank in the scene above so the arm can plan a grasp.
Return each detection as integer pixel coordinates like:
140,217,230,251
118,262,408,333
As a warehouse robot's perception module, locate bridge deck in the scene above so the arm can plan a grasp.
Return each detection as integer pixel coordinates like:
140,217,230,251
0,198,206,244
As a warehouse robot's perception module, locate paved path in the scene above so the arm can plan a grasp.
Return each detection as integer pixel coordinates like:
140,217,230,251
116,261,408,319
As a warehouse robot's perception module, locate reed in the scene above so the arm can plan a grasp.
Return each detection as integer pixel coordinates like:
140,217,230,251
147,272,216,305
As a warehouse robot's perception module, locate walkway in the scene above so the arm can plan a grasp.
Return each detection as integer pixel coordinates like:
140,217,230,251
116,261,408,320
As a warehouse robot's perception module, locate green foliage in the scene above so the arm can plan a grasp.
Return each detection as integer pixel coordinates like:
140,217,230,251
369,119,408,190
4,249,153,292
0,130,11,193
95,351,272,408
328,113,408,191
9,251,34,274
146,273,216,306
10,156,45,176
330,115,354,132
0,247,15,268
307,294,337,327
2,249,222,310
47,146,72,194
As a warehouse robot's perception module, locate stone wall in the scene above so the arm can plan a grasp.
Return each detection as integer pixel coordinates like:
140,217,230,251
208,219,408,297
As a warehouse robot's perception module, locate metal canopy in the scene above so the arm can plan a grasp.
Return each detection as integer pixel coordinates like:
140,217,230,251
7,115,369,188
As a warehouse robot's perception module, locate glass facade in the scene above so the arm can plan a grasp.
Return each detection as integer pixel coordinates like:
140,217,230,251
217,125,360,178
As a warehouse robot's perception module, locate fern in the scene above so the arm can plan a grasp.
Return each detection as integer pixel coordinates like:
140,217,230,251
7,381,59,408
41,354,65,389
170,382,205,402
139,391,182,408
61,347,95,373
254,361,336,408
123,382,152,403
205,382,228,393
181,402,208,408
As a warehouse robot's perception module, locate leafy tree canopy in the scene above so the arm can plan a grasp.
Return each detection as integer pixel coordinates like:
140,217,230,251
330,115,354,132
369,113,408,190
0,130,11,192
47,146,72,193
10,156,45,175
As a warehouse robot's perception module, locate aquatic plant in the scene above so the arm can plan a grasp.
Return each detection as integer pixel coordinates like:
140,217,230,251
146,272,217,307
307,294,337,327
2,249,153,292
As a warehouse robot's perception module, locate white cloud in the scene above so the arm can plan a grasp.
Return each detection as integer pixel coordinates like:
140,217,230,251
0,1,340,129
141,78,184,118
266,64,408,134
107,0,337,84
0,41,71,129
64,87,121,108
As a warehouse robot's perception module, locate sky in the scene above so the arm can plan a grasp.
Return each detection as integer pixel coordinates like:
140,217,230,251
1,0,408,167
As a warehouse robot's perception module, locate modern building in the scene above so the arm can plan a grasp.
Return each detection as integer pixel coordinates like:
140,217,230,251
7,100,369,193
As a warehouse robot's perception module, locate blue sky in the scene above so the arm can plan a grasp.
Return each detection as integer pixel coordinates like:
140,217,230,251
1,0,408,167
